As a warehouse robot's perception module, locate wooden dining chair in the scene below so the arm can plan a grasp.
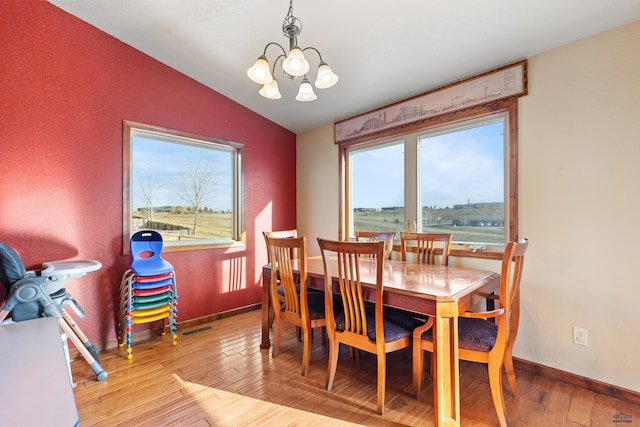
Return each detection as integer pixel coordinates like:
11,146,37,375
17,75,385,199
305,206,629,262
266,235,325,376
412,238,529,427
400,232,452,265
355,230,396,259
317,238,424,415
263,229,298,328
263,229,297,258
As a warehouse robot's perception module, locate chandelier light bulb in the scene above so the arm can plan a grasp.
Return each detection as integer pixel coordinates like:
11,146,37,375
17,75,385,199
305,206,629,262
247,55,273,85
314,62,339,89
259,79,282,99
282,47,310,77
295,78,317,102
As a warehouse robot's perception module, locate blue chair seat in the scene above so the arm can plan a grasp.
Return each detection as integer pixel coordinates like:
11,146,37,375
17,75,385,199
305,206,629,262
280,290,325,320
418,316,498,352
306,291,325,320
336,305,424,342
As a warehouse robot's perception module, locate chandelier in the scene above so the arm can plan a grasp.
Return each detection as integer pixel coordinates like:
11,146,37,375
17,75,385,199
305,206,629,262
246,0,339,102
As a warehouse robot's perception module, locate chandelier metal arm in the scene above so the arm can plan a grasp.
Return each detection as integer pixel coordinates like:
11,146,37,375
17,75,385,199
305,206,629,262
301,46,324,63
271,54,286,75
261,41,287,58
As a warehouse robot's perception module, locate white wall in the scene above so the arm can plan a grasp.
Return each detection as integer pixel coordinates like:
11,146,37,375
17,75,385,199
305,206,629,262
296,125,340,255
517,20,640,391
297,20,640,392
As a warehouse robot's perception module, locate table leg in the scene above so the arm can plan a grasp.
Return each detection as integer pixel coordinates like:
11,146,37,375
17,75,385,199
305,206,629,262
433,300,460,426
260,266,271,349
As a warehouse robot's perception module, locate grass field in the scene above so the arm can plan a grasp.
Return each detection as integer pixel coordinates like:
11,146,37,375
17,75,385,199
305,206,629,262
137,211,233,240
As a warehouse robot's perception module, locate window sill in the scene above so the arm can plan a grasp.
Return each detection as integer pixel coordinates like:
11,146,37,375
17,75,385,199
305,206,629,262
450,247,503,260
392,243,504,260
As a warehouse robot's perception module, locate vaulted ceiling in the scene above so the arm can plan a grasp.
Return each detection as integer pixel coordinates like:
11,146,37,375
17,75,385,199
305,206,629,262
50,0,640,134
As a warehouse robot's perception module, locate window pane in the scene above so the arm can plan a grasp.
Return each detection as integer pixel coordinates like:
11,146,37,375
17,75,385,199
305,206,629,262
350,142,405,236
419,120,505,244
123,121,244,253
132,133,234,241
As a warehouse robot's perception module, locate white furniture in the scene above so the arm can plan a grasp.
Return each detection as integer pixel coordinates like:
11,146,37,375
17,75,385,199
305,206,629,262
0,317,79,427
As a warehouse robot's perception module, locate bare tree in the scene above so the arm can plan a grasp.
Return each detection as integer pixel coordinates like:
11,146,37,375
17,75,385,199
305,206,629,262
178,159,214,235
139,172,161,222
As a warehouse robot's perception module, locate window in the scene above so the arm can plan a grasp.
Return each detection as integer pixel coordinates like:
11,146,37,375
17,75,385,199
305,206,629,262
342,99,518,254
123,121,245,254
349,141,405,232
418,117,506,244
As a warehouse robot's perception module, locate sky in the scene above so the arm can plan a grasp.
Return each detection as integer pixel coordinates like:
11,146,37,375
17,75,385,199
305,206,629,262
352,121,504,209
131,134,232,210
131,121,503,212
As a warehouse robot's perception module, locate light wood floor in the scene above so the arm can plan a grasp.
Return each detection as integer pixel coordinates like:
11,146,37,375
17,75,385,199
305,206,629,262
71,309,639,426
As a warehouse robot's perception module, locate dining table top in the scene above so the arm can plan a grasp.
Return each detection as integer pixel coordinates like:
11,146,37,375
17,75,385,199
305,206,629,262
270,255,500,303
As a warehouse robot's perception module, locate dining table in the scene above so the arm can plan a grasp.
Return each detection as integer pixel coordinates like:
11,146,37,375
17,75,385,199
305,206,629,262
260,255,500,427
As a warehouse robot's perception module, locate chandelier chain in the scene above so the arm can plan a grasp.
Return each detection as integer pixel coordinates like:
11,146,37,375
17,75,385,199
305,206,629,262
282,0,302,39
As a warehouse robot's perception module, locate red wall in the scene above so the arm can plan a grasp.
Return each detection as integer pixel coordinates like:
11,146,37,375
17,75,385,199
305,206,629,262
0,2,296,344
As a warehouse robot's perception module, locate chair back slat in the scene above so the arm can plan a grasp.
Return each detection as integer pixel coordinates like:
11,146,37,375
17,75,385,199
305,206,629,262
355,231,396,260
336,250,366,335
400,232,452,265
263,229,297,264
272,241,301,315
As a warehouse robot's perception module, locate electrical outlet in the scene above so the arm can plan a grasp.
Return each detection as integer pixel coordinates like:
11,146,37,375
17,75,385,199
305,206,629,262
573,326,589,346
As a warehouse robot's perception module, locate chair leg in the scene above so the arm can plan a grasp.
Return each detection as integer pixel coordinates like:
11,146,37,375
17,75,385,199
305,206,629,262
268,305,276,328
349,347,361,360
272,318,283,357
376,352,386,415
326,338,339,391
487,360,508,427
413,342,424,397
301,327,311,376
61,309,101,362
412,318,433,398
58,318,108,381
170,308,178,346
503,347,520,398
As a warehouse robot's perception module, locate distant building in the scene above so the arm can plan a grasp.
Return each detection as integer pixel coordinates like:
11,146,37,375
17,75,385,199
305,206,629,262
453,202,504,210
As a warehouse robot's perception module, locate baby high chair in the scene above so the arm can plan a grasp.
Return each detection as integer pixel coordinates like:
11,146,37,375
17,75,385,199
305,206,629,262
0,242,108,381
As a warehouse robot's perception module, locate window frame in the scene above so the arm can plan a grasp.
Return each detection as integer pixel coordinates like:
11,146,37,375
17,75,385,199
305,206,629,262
339,98,518,259
123,120,245,255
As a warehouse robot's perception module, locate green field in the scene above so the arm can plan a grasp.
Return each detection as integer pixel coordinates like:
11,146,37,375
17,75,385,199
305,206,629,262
134,211,232,240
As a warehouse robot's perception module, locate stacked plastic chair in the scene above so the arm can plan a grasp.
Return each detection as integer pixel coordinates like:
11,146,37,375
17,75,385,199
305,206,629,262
118,230,178,359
